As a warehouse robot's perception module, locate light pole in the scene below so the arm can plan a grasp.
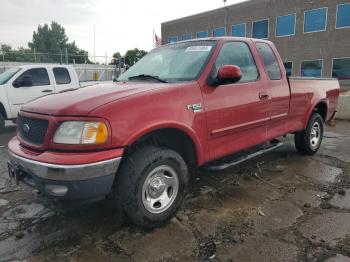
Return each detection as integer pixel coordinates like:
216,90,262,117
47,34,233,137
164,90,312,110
223,0,228,32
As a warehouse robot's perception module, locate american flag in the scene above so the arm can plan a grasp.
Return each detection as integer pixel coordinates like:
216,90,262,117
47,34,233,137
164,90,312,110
155,34,162,48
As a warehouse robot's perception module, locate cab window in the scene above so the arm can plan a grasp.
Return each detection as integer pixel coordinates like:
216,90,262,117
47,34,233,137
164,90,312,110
215,42,259,82
256,42,282,80
15,68,50,86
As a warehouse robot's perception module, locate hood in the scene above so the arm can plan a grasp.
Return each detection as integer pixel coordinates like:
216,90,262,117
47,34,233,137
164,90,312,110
22,82,167,116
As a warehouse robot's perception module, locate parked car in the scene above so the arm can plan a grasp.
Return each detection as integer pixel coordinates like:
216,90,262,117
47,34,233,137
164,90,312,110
0,65,80,133
8,38,340,228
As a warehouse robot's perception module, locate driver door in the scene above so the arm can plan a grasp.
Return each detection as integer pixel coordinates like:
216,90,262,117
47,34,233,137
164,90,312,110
201,41,271,160
8,68,53,114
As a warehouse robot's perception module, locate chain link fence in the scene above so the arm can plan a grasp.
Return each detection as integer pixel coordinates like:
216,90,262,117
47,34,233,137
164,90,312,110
0,50,123,82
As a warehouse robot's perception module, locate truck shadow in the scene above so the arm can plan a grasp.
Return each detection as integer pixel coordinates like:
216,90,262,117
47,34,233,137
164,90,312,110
0,125,16,146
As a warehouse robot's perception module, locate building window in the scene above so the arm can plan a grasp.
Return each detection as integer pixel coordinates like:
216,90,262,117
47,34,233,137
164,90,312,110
182,33,192,41
283,62,293,77
256,42,282,80
168,36,178,44
196,31,208,38
336,3,350,29
304,7,327,33
232,23,246,37
215,42,259,82
301,60,323,77
332,58,350,80
252,19,269,39
213,27,226,37
276,13,296,37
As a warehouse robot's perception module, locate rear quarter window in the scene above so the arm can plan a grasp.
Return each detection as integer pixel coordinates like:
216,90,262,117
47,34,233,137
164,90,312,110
53,67,71,85
256,42,282,80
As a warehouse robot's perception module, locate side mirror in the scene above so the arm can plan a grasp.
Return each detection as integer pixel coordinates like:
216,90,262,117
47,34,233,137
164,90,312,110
13,76,33,88
217,65,242,85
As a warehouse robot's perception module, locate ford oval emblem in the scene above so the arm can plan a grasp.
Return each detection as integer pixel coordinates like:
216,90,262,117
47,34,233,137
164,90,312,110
23,124,30,133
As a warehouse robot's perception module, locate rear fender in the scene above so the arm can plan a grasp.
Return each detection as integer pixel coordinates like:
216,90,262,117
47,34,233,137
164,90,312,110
303,99,328,129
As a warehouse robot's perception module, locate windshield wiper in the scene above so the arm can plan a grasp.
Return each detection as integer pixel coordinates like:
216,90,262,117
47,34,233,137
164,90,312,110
128,74,168,83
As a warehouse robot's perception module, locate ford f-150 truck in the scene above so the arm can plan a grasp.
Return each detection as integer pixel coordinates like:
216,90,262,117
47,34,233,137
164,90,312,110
7,38,339,228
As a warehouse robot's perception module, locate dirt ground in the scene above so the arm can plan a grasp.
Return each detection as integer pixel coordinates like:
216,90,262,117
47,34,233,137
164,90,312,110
0,121,350,262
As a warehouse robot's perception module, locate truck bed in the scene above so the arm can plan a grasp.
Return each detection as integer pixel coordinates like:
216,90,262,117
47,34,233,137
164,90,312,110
288,77,340,132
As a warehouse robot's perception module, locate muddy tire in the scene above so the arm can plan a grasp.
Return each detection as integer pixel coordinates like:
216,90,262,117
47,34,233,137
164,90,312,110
116,146,189,228
0,114,5,134
294,113,324,155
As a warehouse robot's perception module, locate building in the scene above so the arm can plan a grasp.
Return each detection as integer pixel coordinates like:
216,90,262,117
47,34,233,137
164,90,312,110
161,0,350,89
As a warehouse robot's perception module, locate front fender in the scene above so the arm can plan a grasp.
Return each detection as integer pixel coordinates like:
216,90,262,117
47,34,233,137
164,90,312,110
124,121,205,165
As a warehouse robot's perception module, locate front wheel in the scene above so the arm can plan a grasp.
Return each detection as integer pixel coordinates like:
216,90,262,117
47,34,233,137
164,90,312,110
294,113,324,155
116,146,189,228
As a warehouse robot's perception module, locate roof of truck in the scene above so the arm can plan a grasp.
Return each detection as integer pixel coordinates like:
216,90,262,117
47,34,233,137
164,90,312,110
163,37,272,47
11,64,74,69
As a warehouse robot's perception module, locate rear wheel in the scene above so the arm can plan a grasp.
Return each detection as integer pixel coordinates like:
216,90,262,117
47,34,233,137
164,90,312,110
0,114,5,134
294,113,324,155
116,146,189,228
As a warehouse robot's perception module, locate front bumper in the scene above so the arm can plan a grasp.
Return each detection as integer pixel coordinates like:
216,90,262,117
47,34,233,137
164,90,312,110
8,138,123,201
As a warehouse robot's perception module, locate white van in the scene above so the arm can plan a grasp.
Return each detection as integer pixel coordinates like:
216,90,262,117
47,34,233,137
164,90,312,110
0,65,81,133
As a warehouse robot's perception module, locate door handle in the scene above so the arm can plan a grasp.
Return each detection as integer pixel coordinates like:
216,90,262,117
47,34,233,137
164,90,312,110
259,92,270,100
42,89,53,93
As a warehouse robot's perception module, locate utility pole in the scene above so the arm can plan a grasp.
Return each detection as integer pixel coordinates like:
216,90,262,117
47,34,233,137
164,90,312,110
1,45,5,71
65,48,68,64
84,51,88,81
93,25,98,81
34,48,37,63
94,25,96,64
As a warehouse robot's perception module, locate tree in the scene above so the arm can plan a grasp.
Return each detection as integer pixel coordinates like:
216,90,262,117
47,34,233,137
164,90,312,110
28,21,89,64
111,52,122,65
124,48,147,68
1,44,33,62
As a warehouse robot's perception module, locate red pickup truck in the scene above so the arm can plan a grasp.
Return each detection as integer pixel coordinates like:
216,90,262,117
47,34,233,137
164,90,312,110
8,37,339,228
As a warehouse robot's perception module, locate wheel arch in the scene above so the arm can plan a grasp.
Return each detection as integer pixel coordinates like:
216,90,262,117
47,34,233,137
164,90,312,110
0,103,7,119
124,123,204,167
314,101,328,121
303,100,328,129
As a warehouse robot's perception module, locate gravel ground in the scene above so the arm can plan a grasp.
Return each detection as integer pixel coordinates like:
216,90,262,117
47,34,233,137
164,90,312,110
0,120,349,262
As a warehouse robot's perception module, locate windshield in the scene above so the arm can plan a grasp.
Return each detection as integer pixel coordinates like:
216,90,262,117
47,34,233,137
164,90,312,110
118,40,216,83
0,67,21,85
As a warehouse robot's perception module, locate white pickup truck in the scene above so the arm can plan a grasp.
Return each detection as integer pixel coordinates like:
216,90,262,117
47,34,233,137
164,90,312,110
0,65,81,133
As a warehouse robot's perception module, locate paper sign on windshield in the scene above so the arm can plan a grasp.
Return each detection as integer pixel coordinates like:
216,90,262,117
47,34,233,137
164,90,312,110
185,46,212,52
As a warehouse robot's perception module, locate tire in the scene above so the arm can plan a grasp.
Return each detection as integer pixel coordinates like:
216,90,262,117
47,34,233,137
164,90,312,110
294,113,324,155
0,114,5,134
116,146,189,228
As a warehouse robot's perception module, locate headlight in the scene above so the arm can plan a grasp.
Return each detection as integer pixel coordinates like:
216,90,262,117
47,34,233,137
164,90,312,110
53,121,108,145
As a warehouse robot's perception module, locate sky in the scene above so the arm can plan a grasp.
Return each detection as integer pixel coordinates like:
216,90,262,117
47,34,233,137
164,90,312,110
0,0,247,61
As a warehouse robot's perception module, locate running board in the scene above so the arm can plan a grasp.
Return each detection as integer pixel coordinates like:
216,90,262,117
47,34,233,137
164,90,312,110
206,140,284,171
